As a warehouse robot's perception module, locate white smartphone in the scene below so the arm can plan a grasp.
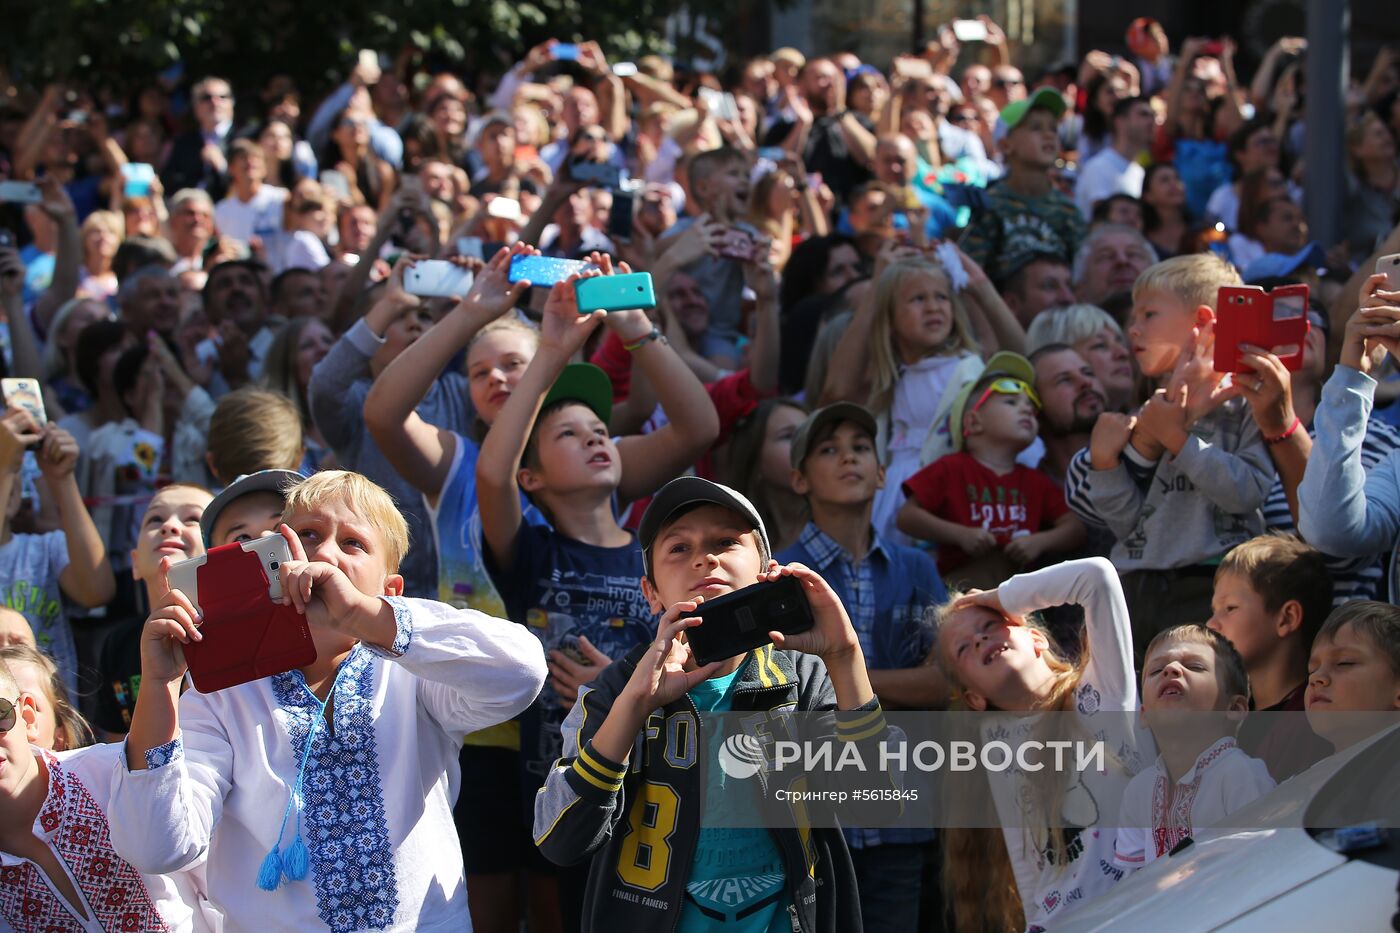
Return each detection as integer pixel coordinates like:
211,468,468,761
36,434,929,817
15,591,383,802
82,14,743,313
167,535,291,615
486,197,522,222
951,19,989,42
1377,253,1400,291
405,259,475,298
456,236,484,259
0,181,42,205
612,62,639,78
1,377,47,427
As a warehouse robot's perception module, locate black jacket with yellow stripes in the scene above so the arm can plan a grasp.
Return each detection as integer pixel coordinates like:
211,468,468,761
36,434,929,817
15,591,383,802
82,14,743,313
532,642,888,933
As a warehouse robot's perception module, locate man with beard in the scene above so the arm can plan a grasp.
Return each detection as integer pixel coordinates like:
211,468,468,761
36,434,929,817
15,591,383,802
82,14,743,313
1031,343,1108,485
203,259,275,394
1072,224,1158,310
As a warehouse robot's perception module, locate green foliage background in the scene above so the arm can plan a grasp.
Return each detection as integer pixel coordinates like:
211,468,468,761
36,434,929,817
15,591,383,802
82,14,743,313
3,0,774,96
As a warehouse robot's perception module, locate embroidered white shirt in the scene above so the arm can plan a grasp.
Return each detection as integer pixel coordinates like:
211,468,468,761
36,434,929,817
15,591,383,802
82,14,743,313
105,597,547,933
1113,736,1275,870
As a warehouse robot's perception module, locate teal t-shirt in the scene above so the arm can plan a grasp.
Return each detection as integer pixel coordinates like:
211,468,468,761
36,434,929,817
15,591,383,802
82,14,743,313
678,660,792,932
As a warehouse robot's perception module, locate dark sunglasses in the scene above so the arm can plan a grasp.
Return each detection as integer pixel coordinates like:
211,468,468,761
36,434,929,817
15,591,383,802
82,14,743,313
0,697,18,734
993,77,1024,89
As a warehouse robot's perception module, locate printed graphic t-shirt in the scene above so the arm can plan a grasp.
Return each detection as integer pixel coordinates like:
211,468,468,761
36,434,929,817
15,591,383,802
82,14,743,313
487,523,655,785
0,531,75,690
902,451,1069,573
679,662,792,933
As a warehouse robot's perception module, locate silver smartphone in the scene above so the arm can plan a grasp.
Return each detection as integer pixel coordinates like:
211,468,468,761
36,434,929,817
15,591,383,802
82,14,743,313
404,260,475,298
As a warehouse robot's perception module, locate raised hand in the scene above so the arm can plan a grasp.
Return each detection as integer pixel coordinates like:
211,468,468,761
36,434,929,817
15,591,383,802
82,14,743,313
539,272,606,356
35,424,79,480
620,601,723,713
140,565,203,686
274,523,379,635
547,636,613,709
457,243,534,320
757,562,862,663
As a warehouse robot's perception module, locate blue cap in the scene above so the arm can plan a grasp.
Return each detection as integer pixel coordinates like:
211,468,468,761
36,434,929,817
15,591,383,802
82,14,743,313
1242,242,1327,283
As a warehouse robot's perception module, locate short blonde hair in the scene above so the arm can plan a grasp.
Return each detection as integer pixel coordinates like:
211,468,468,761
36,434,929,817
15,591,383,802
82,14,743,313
81,209,124,243
281,470,410,573
1025,303,1124,355
207,388,305,485
1131,253,1242,315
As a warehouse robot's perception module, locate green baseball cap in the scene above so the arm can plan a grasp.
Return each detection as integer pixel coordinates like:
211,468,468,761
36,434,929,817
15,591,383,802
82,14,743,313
998,86,1067,131
542,362,613,424
948,352,1038,451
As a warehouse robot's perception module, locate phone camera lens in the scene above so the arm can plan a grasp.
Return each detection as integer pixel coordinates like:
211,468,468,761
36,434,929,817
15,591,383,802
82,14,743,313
270,560,279,570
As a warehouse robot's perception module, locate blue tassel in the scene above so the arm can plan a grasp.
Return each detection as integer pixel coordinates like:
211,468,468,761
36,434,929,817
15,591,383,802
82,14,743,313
257,846,284,891
282,835,309,881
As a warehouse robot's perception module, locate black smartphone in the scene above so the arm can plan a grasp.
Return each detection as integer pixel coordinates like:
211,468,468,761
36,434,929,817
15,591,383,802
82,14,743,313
608,191,635,244
687,576,814,666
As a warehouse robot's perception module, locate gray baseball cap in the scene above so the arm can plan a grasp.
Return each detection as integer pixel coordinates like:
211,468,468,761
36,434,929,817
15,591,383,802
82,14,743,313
200,469,303,546
638,477,771,577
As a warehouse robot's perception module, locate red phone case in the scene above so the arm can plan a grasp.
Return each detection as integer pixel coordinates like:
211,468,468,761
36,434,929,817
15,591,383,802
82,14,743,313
181,543,317,692
1214,284,1310,374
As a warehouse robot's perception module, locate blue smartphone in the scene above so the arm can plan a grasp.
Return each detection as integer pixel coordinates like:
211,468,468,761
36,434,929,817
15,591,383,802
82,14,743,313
575,272,656,314
508,254,597,287
553,43,581,61
122,163,155,198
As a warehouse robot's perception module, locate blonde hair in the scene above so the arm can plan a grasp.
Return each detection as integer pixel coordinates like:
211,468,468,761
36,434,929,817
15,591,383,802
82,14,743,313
934,593,1088,933
868,260,979,415
467,316,539,355
281,470,410,573
0,646,94,751
1025,303,1124,356
1131,253,1242,315
81,209,125,243
207,387,305,485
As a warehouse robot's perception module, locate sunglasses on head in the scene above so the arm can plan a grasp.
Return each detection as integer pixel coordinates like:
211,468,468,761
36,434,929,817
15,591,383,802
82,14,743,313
970,378,1041,414
0,697,19,734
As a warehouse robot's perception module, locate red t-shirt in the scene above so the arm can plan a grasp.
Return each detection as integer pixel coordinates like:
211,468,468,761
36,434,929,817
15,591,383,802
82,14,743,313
901,451,1069,573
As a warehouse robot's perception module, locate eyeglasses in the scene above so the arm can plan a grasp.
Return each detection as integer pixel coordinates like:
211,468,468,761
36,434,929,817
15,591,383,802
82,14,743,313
0,697,18,734
951,111,977,125
993,78,1024,89
970,378,1041,415
197,92,232,104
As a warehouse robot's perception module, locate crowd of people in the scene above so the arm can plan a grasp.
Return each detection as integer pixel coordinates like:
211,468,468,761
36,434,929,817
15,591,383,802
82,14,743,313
2,12,1400,933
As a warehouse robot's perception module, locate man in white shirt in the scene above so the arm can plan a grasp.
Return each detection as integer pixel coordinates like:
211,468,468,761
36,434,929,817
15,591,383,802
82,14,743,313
214,140,289,262
1074,97,1154,219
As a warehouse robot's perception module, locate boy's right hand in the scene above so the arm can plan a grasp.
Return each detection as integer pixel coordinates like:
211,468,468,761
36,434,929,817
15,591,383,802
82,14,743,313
1089,411,1137,470
140,560,203,686
539,272,606,356
620,600,722,715
665,214,726,267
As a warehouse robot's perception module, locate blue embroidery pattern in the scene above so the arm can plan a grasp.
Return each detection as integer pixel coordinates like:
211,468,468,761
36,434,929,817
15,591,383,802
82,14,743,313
272,648,399,931
144,736,184,770
361,596,413,659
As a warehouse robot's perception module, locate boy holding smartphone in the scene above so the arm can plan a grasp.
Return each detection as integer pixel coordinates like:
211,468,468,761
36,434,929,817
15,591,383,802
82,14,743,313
534,475,881,932
109,470,548,931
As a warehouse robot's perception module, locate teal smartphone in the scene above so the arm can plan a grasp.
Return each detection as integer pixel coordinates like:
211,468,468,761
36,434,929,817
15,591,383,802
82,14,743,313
574,272,656,313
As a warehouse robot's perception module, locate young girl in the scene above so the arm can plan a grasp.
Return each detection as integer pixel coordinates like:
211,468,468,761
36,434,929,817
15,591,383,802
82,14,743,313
0,644,92,753
261,316,336,472
824,252,1022,545
0,657,200,931
360,244,567,933
714,397,810,553
935,556,1146,931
